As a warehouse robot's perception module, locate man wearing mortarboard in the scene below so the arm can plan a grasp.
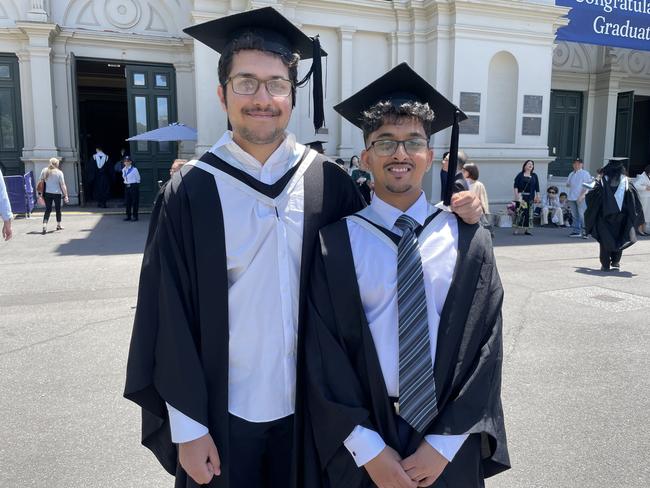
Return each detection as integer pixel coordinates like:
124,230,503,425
123,8,484,488
304,63,510,488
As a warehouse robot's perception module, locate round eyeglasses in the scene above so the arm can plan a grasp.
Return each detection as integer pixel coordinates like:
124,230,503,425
226,75,293,97
368,138,429,157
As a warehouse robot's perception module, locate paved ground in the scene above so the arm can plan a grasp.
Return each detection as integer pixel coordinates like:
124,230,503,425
0,211,648,487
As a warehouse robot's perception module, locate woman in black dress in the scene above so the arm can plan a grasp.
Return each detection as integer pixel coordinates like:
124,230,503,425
513,159,541,235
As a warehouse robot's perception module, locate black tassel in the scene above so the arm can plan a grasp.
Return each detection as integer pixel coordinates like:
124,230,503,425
297,36,324,132
443,110,460,206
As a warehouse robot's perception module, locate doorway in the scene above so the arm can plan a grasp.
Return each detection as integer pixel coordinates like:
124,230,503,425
75,59,177,207
548,90,583,177
77,59,129,204
614,92,650,177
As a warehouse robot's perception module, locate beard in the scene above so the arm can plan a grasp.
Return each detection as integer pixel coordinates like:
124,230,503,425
238,125,285,146
385,183,412,194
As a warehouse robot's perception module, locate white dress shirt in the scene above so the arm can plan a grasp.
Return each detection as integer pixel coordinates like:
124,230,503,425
566,168,592,201
342,193,468,466
122,165,141,184
0,168,13,222
166,131,316,443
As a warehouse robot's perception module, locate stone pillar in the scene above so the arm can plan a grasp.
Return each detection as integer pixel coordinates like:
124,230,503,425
190,11,224,156
174,60,197,159
337,26,356,158
27,0,49,22
16,23,60,164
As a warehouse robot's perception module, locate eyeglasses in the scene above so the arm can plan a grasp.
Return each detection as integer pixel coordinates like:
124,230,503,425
226,75,293,97
548,191,557,194
368,138,429,157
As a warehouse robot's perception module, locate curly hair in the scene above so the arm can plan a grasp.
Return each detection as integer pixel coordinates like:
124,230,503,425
360,100,435,142
217,31,300,107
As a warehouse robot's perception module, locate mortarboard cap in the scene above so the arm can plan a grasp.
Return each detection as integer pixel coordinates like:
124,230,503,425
334,63,467,205
183,7,327,131
304,140,326,154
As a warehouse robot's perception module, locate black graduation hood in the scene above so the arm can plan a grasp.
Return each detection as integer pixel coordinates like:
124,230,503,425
333,62,467,205
183,7,327,132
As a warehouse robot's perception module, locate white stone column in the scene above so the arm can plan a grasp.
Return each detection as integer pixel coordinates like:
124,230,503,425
337,26,356,158
16,23,60,163
175,60,197,159
190,12,224,156
27,0,49,22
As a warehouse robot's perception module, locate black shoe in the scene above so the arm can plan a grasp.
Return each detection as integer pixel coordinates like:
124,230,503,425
524,230,532,235
611,262,620,268
124,217,132,221
41,228,46,235
600,266,611,272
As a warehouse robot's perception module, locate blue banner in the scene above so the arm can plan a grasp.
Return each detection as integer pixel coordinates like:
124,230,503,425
556,0,650,51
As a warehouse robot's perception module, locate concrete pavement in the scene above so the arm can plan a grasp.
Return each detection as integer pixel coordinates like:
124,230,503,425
0,213,648,487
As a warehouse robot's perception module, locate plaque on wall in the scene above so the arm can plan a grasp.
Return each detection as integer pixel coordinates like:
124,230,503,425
523,95,543,114
522,117,542,136
459,115,480,135
459,92,481,113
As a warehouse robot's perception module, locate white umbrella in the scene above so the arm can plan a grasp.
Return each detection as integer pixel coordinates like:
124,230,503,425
126,122,197,142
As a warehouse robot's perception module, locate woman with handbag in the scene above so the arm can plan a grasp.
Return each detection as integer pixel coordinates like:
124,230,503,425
37,158,69,235
512,159,541,235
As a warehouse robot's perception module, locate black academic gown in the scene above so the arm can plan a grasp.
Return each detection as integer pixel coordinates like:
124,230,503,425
585,178,644,252
123,149,365,488
304,217,510,488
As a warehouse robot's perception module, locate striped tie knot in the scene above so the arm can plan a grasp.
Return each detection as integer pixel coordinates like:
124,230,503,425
395,214,419,233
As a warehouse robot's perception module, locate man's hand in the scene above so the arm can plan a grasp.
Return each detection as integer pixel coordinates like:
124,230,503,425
2,220,12,241
450,191,482,224
178,433,221,485
400,441,448,487
364,446,417,488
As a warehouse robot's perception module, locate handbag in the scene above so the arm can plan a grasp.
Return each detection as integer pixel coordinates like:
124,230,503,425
36,179,45,194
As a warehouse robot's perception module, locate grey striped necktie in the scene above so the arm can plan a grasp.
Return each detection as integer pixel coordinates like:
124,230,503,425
395,214,438,433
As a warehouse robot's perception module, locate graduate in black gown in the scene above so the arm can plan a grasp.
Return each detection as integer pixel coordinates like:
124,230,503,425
124,9,485,488
585,159,645,271
305,63,510,488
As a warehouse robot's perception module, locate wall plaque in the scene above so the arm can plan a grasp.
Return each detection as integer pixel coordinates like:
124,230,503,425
522,117,542,136
459,92,481,113
459,115,480,135
523,95,543,114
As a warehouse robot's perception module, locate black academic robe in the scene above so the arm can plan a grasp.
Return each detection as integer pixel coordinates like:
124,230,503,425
123,149,365,488
305,217,510,488
585,179,644,252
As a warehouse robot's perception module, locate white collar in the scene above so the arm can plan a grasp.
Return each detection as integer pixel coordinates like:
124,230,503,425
369,192,429,231
209,131,298,172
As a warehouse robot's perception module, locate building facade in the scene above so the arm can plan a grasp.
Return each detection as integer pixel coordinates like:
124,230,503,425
0,0,648,207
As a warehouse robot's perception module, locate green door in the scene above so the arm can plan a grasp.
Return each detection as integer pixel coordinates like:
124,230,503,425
548,90,582,177
125,64,177,205
0,54,24,176
613,91,634,168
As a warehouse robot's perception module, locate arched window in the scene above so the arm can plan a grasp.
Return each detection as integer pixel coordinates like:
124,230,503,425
487,51,518,143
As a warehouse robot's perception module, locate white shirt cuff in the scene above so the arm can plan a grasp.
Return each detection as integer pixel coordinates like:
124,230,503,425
344,425,386,467
166,402,209,444
424,434,469,462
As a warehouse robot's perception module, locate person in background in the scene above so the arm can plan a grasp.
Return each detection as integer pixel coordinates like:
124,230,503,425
0,167,13,241
113,148,129,197
566,158,592,238
440,150,470,201
462,162,489,214
122,155,141,221
38,158,69,235
632,164,650,235
585,159,644,271
350,154,373,204
169,159,188,176
92,146,110,208
541,186,563,226
512,159,540,235
559,192,573,227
